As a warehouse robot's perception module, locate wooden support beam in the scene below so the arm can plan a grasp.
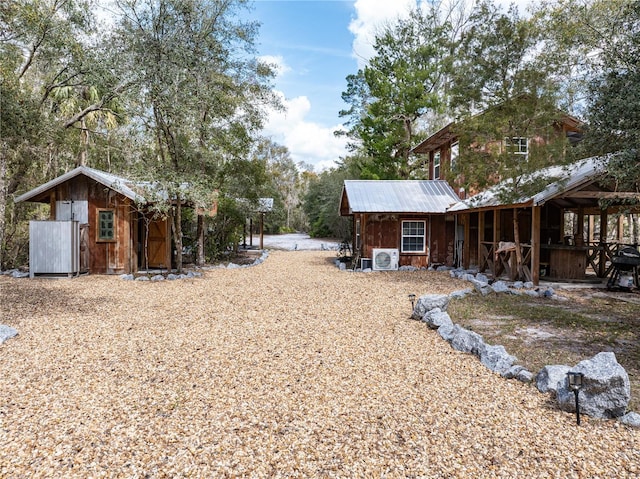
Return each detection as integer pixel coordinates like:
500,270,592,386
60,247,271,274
531,206,541,285
618,215,625,241
259,213,264,250
478,211,485,271
599,210,607,277
463,214,471,269
564,191,640,199
576,207,585,246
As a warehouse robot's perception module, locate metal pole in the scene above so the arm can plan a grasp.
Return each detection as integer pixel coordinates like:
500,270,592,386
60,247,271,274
574,389,581,425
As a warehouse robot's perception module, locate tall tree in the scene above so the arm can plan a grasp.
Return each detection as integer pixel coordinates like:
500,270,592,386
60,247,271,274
450,1,578,279
0,0,102,268
577,0,640,193
303,166,351,240
111,0,278,271
338,4,457,179
450,1,575,195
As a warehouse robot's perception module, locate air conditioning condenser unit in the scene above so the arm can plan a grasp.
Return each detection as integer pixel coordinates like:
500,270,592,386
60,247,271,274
372,248,399,271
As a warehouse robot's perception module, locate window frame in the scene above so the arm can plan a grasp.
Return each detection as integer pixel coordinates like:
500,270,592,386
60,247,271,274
433,150,441,179
401,220,426,254
96,209,116,242
505,137,529,157
450,142,459,173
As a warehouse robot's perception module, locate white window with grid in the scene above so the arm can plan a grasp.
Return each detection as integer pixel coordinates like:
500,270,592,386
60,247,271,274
433,151,441,179
505,137,528,157
401,220,426,253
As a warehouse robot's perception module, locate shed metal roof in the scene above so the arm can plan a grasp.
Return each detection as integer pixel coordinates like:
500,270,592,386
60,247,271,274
342,180,460,214
448,156,610,212
14,166,148,204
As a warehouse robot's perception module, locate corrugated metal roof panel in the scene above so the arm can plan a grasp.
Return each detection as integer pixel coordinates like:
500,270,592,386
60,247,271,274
343,180,460,214
448,156,609,212
15,166,147,204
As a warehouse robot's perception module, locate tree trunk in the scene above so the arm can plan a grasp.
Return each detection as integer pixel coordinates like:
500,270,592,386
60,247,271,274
172,195,183,273
0,151,6,270
77,119,88,167
143,215,151,271
196,213,205,266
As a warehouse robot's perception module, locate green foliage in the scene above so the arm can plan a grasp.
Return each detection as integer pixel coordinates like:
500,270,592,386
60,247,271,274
338,5,453,179
108,0,279,268
206,197,245,260
578,1,640,193
303,167,351,240
449,2,576,201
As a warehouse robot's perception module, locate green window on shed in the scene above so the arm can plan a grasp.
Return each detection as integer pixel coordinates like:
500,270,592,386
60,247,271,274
97,209,115,241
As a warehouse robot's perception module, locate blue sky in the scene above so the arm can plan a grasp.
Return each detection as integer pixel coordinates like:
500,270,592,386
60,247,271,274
248,0,420,171
249,1,356,127
248,0,529,171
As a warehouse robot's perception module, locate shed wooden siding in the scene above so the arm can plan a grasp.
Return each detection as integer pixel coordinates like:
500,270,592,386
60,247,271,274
87,182,134,274
36,176,138,274
355,213,455,269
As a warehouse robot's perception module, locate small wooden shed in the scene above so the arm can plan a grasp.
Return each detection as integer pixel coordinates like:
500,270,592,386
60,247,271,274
340,180,461,269
15,166,171,276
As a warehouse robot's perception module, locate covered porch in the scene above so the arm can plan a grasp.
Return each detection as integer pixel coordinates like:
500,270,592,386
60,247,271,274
452,157,640,285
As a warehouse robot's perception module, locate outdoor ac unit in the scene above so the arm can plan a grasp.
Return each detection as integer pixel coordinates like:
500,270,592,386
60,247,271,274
372,248,399,271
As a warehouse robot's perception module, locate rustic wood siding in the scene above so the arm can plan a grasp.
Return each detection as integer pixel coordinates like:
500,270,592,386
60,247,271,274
87,181,134,274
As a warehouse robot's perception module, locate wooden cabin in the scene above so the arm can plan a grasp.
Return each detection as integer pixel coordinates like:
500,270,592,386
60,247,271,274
15,166,171,276
339,180,461,269
411,114,583,198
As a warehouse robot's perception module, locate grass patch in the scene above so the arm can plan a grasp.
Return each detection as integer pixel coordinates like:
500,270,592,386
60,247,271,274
447,292,640,412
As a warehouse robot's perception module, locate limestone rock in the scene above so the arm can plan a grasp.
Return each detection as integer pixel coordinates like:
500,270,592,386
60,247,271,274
556,352,630,419
449,326,484,355
422,308,453,330
479,344,517,375
0,325,19,344
437,322,456,342
491,281,510,293
449,288,473,300
619,412,640,428
411,294,450,320
536,365,571,395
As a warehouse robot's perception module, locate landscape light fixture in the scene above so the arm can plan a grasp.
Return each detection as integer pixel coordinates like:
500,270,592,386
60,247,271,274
408,293,416,311
567,371,584,425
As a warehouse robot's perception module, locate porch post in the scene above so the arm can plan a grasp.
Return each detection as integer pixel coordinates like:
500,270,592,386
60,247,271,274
599,209,608,277
531,205,541,285
259,213,264,250
618,215,624,241
576,207,585,246
478,211,485,271
463,213,471,269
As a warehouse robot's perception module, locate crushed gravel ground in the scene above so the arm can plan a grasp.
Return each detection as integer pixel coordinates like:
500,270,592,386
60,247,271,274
1,250,638,478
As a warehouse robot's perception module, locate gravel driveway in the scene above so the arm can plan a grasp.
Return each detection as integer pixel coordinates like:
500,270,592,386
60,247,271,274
1,251,638,477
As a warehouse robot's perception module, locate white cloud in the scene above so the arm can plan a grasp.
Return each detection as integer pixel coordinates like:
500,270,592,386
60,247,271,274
349,0,533,68
349,0,416,67
263,91,348,172
258,55,291,79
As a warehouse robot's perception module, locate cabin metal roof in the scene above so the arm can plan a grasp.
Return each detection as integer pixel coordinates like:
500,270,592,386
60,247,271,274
448,156,610,212
342,180,460,214
14,166,148,204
